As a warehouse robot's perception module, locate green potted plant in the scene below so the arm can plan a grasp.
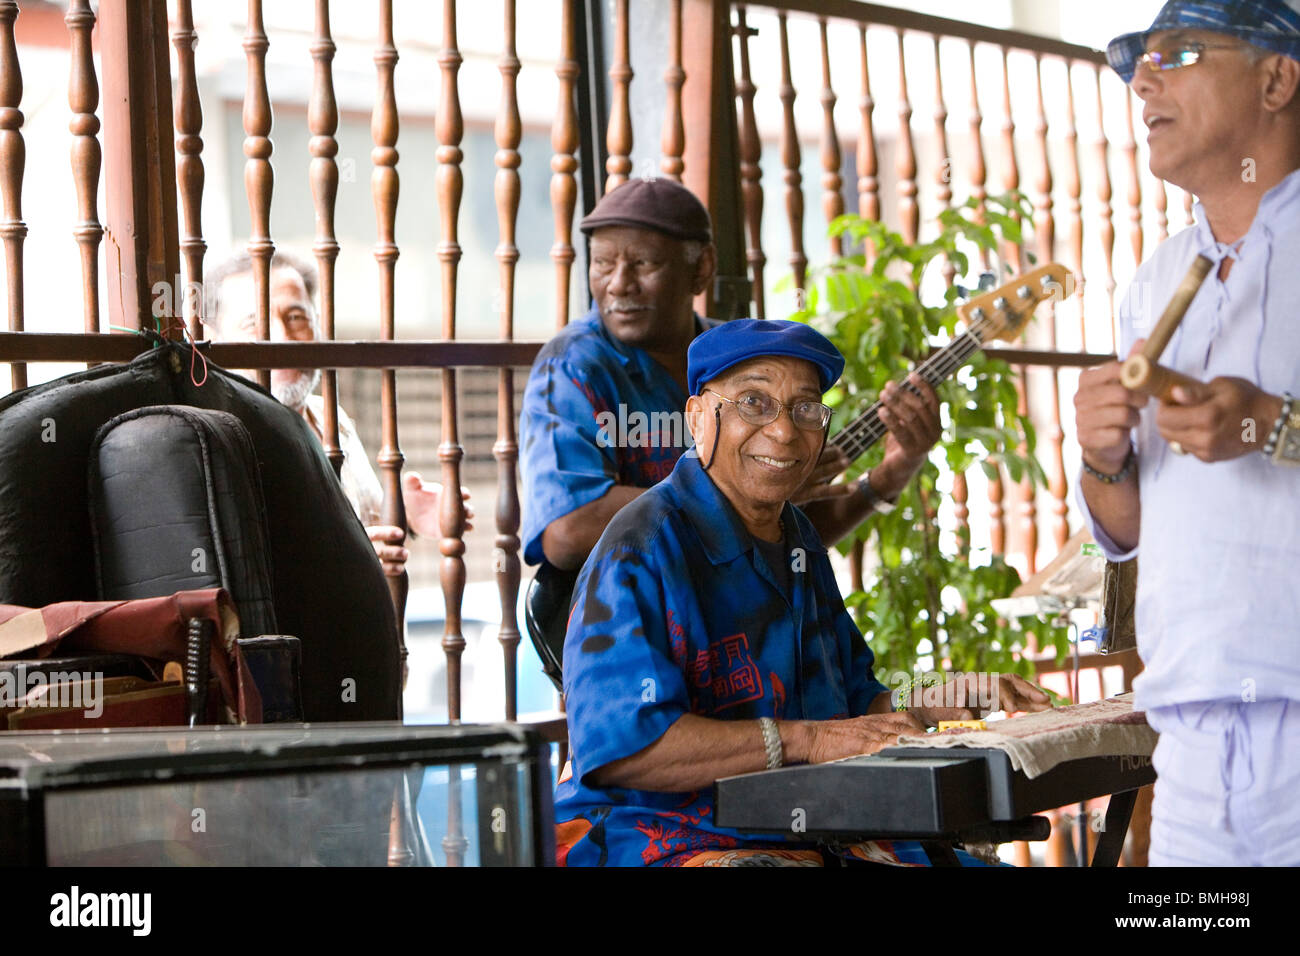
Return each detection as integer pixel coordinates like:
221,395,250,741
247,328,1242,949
787,193,1070,691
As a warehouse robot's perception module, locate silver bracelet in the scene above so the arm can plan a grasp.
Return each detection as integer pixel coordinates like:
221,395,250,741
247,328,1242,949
758,717,783,770
857,471,897,515
1262,392,1293,458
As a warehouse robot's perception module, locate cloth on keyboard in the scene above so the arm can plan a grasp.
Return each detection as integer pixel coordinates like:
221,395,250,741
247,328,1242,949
896,693,1157,779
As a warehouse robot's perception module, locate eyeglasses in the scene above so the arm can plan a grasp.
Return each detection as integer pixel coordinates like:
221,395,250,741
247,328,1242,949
703,388,832,431
1134,40,1248,74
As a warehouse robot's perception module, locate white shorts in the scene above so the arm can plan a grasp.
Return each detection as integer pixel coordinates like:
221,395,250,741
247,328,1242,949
1146,699,1300,866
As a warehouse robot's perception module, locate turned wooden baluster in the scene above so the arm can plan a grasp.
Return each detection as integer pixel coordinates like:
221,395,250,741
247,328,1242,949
661,0,685,180
0,0,27,391
1062,60,1086,351
817,18,843,258
242,0,274,391
997,45,1021,267
437,0,469,868
777,14,806,296
856,26,880,224
375,9,411,870
435,0,468,721
1123,87,1143,270
550,0,579,332
735,6,765,318
932,36,953,270
309,0,343,475
170,0,204,342
605,0,632,193
1033,55,1067,555
895,29,918,246
850,25,879,590
1154,178,1169,244
1094,65,1118,352
991,45,1023,561
967,40,988,271
925,35,966,550
372,0,409,674
67,0,103,344
954,40,989,556
495,0,523,722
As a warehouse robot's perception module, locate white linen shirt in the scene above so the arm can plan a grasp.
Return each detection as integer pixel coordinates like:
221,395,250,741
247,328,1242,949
1076,168,1300,711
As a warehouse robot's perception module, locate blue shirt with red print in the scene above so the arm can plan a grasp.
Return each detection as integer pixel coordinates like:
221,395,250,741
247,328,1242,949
519,308,721,568
554,451,891,866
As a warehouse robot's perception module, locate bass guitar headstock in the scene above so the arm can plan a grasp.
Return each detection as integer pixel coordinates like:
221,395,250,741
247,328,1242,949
955,262,1074,344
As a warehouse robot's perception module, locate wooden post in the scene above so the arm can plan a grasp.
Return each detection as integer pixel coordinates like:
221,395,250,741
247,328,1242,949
67,0,104,343
98,0,181,338
495,0,523,723
681,0,747,319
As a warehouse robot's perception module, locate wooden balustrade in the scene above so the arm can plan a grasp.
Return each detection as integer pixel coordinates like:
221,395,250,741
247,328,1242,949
895,29,917,245
818,18,843,258
170,0,203,343
494,0,524,723
241,0,274,391
435,0,468,729
661,0,686,180
1094,65,1118,352
372,0,409,690
0,0,1193,866
1033,54,1068,556
309,0,344,476
726,2,1163,577
67,0,103,344
735,6,766,318
856,25,880,231
1123,87,1143,273
605,0,633,193
0,0,26,392
776,14,805,297
550,0,579,333
1062,61,1085,350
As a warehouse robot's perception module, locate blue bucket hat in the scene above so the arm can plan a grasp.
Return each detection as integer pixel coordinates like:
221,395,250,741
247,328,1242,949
1108,0,1300,83
686,319,844,397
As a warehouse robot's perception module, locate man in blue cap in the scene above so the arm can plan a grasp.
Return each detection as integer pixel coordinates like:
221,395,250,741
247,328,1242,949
554,320,1048,866
1075,0,1300,864
520,178,941,578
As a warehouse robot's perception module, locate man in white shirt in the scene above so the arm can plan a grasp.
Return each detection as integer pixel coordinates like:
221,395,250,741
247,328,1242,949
1076,0,1300,865
204,250,470,577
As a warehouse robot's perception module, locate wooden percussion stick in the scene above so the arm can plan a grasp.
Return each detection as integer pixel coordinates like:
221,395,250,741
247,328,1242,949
1120,254,1214,401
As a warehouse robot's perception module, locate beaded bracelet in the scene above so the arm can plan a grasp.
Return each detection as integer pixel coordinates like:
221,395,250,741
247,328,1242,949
1081,445,1135,484
1262,392,1294,458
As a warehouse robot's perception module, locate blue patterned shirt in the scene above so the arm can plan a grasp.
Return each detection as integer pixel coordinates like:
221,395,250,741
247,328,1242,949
554,452,890,866
519,308,720,567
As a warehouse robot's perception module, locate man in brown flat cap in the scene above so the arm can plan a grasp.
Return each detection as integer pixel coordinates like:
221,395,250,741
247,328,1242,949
519,177,941,594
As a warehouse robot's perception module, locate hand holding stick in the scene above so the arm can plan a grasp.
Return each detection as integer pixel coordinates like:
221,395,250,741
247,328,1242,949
1119,254,1214,401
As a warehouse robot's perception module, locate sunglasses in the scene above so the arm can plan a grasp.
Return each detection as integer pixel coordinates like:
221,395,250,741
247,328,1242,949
704,388,832,431
1134,39,1248,74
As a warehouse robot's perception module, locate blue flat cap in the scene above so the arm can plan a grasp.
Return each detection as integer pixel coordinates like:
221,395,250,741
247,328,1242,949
1108,0,1300,83
687,319,844,396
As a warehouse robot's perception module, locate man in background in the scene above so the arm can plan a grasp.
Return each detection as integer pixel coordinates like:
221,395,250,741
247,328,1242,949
204,250,471,578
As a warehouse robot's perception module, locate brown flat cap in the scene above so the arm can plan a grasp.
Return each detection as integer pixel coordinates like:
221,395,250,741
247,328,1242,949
579,177,712,242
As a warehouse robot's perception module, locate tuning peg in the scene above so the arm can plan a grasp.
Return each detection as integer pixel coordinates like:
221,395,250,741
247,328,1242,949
971,307,986,322
994,297,1009,311
1018,285,1033,299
